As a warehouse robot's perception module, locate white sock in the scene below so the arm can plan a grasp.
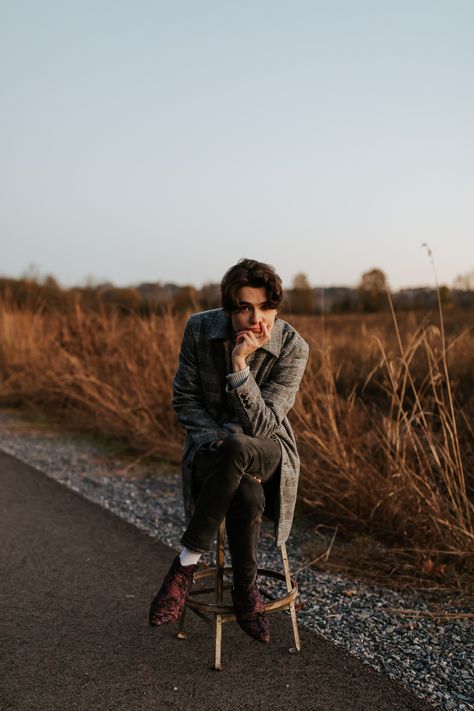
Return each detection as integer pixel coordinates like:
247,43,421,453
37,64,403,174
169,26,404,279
179,547,201,566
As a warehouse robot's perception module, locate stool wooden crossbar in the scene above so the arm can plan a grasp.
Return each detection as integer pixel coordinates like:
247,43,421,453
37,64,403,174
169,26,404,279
176,519,301,670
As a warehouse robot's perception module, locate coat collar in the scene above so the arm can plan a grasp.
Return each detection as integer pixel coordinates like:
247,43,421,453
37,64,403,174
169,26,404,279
207,308,283,358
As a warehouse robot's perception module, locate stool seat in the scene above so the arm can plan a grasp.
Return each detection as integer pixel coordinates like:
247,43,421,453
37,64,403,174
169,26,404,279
176,519,301,669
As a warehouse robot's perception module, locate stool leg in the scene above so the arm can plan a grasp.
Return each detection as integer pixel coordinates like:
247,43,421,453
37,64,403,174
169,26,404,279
213,520,226,670
176,605,188,640
214,614,223,670
281,542,301,653
176,555,192,640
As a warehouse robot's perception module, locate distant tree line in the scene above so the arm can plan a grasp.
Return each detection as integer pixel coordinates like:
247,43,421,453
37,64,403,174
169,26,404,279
0,267,473,316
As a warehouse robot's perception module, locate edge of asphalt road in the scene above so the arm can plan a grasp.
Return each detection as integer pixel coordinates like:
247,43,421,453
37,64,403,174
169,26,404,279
0,448,439,711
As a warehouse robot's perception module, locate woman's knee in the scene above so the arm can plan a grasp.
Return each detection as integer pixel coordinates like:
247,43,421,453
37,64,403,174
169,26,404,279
219,434,252,466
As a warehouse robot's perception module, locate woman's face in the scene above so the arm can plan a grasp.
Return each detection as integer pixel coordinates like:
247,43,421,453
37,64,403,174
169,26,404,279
230,286,278,337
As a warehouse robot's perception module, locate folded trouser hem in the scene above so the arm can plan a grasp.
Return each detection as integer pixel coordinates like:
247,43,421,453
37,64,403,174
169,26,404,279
180,534,211,554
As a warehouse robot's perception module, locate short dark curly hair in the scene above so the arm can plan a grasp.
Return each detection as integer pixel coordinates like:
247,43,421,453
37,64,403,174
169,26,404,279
221,258,283,315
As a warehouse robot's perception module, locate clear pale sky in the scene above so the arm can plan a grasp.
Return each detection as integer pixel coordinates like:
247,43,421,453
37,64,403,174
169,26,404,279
1,1,473,290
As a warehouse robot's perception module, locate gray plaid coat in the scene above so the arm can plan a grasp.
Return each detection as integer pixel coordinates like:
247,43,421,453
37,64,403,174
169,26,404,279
172,307,309,545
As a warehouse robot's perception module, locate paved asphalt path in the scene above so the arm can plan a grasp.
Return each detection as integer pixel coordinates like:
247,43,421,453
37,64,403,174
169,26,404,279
0,450,438,711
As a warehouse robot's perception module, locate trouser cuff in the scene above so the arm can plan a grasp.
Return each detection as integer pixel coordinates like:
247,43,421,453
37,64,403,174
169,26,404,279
180,533,211,554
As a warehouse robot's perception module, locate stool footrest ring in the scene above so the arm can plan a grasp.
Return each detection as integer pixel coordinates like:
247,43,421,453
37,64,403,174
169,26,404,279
186,565,298,616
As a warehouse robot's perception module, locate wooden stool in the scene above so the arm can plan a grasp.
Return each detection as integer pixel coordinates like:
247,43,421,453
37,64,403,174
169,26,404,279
176,519,301,670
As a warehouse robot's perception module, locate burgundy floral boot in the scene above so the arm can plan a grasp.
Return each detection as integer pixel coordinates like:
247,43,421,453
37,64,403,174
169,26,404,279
231,582,270,643
149,555,198,626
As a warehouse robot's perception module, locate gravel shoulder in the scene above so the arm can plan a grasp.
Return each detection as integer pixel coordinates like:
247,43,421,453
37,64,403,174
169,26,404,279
0,407,472,711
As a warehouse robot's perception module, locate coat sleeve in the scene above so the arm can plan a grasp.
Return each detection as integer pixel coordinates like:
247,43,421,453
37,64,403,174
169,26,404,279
172,317,229,447
225,336,309,439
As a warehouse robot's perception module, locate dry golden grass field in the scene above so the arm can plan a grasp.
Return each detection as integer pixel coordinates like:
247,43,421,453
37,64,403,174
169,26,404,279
1,294,472,602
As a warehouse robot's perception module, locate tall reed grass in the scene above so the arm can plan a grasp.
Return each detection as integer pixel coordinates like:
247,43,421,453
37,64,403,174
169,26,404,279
0,292,472,594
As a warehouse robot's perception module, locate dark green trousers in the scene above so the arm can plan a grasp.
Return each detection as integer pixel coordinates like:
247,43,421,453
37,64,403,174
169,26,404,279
180,433,281,587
